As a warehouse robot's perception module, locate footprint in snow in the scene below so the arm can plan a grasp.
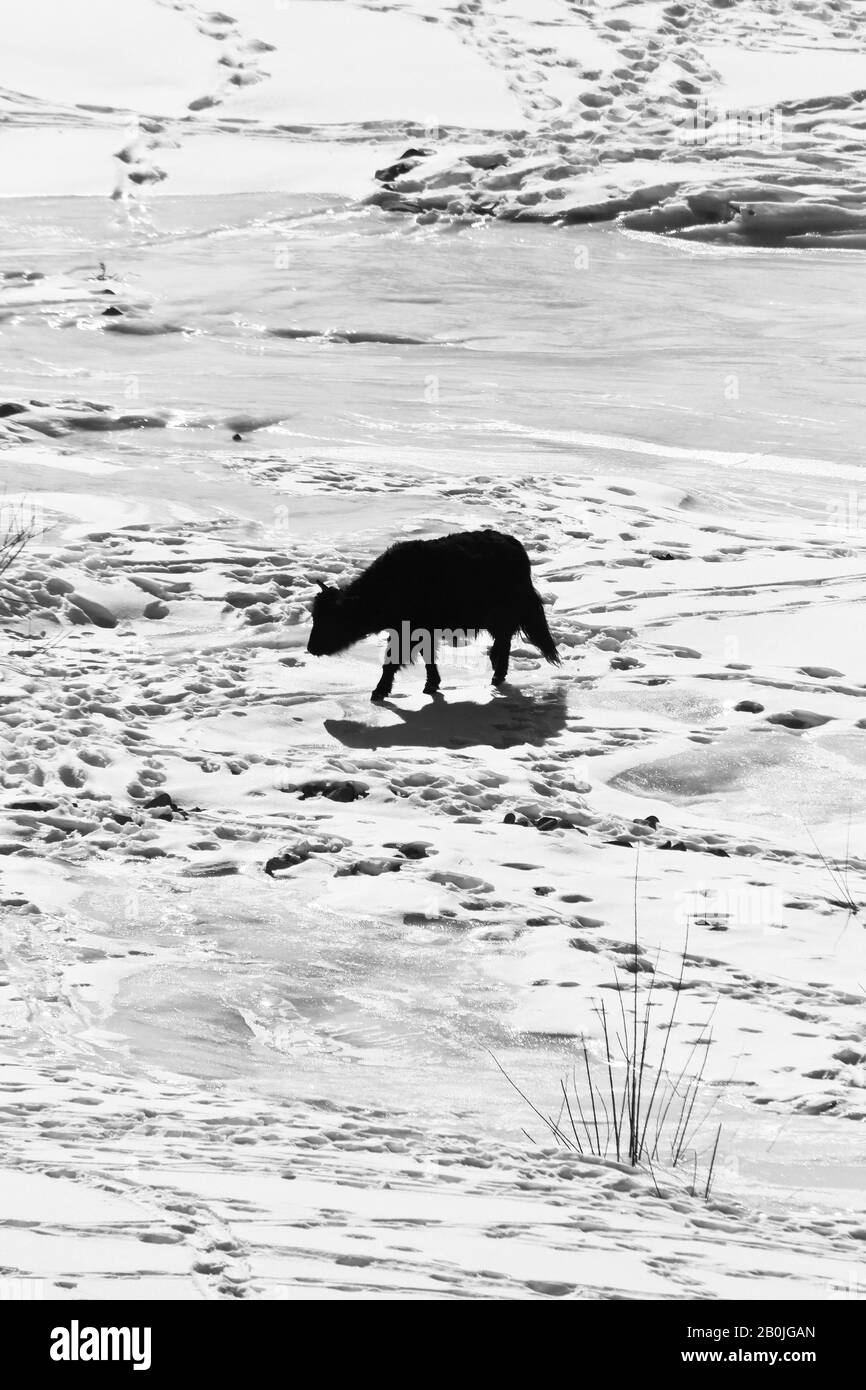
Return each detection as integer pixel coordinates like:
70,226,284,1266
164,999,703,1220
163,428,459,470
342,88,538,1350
766,710,833,730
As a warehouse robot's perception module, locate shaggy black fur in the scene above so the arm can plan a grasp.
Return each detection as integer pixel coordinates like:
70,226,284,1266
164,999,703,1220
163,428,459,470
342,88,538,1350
307,529,560,701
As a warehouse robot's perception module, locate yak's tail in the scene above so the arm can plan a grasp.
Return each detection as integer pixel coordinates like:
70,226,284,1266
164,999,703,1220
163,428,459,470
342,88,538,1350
520,587,560,665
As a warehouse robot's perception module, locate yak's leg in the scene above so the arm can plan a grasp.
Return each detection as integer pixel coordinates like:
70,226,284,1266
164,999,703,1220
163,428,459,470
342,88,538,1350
371,660,400,703
423,635,440,695
490,630,512,686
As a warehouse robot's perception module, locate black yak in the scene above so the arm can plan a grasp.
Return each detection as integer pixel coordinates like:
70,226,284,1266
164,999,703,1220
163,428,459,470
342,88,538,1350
307,529,560,702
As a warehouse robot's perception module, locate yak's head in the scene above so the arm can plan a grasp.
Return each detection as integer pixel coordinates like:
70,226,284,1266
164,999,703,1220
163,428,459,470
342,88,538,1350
307,582,360,656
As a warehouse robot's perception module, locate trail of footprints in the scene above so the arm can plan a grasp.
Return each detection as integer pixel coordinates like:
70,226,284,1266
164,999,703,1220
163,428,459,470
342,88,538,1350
1,1062,864,1299
2,458,865,1125
363,0,866,234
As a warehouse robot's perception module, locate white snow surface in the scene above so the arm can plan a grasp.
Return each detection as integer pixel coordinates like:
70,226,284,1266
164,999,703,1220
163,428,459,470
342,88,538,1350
0,0,865,1301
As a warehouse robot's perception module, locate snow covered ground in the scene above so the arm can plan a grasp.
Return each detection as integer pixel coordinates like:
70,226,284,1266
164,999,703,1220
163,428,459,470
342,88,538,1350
0,0,864,1300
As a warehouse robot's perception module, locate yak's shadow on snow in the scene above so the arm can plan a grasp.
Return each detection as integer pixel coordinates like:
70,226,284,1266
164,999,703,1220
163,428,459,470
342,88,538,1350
325,685,568,750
